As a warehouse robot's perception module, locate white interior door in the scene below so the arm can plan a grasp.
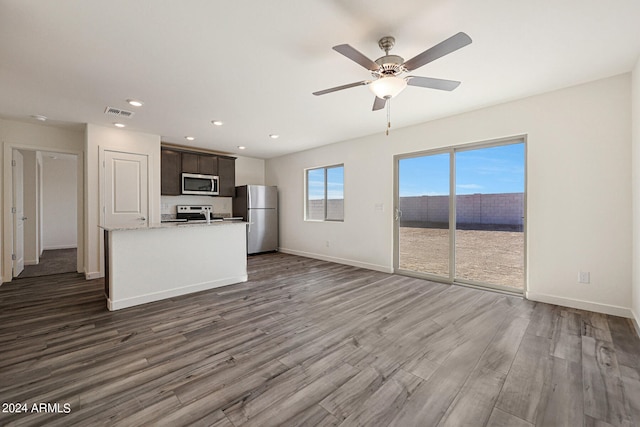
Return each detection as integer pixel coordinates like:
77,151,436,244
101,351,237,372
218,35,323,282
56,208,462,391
103,150,148,228
12,150,25,277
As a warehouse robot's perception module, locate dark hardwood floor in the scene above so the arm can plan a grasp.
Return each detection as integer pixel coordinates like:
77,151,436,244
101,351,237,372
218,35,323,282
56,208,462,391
1,253,639,426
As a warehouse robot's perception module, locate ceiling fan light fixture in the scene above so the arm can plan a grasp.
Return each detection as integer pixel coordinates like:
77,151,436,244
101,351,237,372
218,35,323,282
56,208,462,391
368,76,407,99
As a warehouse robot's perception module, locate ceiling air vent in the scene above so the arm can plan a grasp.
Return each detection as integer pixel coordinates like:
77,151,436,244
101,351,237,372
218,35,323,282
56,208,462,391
104,106,135,118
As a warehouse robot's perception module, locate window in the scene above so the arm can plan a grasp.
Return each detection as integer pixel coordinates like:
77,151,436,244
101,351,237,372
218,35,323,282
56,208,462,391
306,164,344,221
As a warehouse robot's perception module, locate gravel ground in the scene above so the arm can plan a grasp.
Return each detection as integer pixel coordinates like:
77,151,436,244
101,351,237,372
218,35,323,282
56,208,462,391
399,227,524,289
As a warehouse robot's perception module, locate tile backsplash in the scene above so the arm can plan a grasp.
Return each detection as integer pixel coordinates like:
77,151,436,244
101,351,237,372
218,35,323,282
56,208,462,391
161,195,232,219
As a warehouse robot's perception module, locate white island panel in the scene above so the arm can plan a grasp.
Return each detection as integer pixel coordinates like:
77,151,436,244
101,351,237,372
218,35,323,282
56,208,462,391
106,222,247,310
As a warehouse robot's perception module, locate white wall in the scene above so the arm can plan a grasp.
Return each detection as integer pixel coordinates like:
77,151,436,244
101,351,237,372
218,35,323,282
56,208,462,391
235,155,265,186
267,74,633,317
20,150,38,264
42,155,77,250
1,118,85,282
85,124,161,279
632,56,640,332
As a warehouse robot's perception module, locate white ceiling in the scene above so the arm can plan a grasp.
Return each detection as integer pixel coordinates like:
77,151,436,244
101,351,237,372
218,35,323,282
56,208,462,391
1,0,639,159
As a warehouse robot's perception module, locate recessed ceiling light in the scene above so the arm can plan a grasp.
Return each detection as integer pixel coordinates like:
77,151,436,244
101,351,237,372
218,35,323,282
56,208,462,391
237,146,246,150
269,134,280,139
185,136,195,141
31,115,47,121
127,99,144,107
211,120,224,126
114,123,126,128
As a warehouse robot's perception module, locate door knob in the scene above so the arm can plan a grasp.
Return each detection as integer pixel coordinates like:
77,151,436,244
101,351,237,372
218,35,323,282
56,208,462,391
21,216,28,221
138,217,146,221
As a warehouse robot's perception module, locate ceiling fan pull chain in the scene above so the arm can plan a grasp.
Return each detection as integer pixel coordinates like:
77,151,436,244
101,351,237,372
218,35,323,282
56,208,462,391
386,98,391,136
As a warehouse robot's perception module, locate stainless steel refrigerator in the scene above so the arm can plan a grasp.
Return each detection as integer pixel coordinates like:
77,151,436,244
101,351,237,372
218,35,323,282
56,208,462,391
233,185,278,254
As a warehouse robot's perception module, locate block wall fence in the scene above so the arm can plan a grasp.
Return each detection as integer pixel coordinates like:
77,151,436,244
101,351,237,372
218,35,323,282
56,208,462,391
307,193,523,230
399,193,524,229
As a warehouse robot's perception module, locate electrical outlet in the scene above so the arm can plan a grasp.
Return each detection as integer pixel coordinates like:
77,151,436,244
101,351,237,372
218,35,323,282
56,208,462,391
578,271,590,284
325,240,330,247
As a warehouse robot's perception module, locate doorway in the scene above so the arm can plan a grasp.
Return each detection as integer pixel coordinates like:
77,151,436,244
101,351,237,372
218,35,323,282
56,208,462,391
394,137,526,293
12,149,79,278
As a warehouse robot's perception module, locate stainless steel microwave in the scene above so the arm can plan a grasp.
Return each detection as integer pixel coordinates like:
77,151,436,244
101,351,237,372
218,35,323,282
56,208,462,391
182,173,219,195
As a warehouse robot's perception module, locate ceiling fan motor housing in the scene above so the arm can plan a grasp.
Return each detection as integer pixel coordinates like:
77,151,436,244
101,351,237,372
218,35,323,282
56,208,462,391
374,55,405,77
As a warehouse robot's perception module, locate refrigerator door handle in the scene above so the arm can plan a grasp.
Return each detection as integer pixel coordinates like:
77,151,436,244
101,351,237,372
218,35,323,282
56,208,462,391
247,188,252,233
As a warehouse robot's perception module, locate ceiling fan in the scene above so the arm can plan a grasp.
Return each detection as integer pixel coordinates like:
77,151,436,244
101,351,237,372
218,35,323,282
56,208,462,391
313,32,472,112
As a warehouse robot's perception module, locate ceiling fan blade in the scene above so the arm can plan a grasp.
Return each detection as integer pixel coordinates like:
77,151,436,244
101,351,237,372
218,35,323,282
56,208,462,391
372,96,386,111
333,44,379,72
312,80,369,96
406,76,461,91
403,32,472,72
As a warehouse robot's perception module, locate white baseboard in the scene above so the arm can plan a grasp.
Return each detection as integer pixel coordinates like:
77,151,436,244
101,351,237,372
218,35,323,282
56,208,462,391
85,271,103,280
43,245,77,250
107,275,248,311
526,291,633,318
278,248,393,273
25,259,38,266
632,309,640,339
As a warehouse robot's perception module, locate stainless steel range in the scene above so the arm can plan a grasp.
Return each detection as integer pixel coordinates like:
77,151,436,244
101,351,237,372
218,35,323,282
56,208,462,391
176,205,221,222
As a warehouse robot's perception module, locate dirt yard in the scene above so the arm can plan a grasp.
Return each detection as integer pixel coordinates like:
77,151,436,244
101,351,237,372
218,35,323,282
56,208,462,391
399,227,524,289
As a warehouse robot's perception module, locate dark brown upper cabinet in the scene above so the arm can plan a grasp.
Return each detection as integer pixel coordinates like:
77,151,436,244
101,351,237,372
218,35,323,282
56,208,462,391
161,147,235,196
181,152,218,175
160,149,181,196
198,155,218,175
218,156,236,197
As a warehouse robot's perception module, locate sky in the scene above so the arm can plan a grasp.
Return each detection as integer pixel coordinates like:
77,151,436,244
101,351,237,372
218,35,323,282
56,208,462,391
399,142,525,197
307,142,524,200
308,166,344,200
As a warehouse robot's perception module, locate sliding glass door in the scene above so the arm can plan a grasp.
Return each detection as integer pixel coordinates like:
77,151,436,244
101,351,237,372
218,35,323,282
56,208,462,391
395,138,526,292
454,143,525,289
397,152,450,278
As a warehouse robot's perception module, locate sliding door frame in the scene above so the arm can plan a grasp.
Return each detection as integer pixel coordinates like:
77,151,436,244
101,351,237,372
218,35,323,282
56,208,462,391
393,134,528,295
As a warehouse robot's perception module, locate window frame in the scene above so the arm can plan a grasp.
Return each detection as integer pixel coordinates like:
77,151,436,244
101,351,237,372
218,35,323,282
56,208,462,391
305,163,344,222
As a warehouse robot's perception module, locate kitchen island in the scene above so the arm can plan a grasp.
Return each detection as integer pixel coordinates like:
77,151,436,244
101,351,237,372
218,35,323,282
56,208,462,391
101,221,247,311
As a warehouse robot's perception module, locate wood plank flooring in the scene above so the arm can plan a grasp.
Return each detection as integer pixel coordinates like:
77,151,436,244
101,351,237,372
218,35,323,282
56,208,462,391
1,253,639,426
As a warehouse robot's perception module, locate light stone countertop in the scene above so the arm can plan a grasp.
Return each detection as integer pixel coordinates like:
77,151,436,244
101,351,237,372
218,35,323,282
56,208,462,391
100,220,247,232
